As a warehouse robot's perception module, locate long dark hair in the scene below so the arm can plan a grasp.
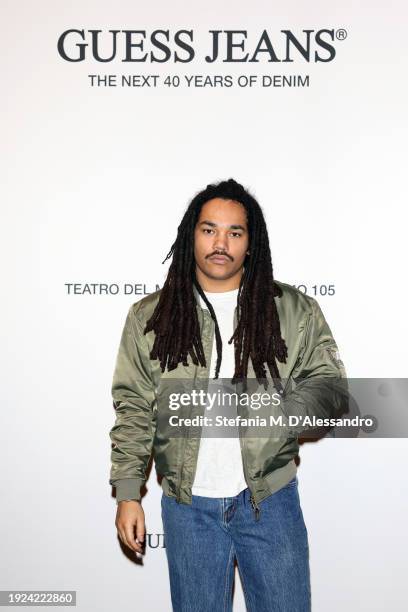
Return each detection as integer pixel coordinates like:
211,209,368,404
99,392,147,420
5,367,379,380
143,178,288,391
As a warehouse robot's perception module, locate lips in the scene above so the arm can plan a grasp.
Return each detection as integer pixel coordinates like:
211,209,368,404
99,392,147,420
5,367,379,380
209,255,230,264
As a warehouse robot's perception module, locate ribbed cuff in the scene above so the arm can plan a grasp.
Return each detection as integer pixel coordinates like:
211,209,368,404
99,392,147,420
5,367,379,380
110,477,144,504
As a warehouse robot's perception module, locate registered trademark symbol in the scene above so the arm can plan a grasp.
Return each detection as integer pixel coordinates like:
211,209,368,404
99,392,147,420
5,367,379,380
336,29,348,40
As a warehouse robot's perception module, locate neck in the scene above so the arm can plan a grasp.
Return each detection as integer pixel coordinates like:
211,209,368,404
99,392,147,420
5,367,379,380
195,266,243,292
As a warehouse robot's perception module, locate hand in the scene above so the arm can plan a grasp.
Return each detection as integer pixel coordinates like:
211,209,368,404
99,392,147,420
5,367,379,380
115,500,145,555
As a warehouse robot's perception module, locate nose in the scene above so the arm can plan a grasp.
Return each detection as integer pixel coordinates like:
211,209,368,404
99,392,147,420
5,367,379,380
213,231,228,252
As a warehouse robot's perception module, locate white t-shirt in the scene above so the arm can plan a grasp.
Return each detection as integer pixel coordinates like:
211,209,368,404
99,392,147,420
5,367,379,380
191,287,248,498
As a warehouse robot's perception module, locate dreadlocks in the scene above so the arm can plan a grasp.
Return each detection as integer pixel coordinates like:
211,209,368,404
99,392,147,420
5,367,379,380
143,178,288,392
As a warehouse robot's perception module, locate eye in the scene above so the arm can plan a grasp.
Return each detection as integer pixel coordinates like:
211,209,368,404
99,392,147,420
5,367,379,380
202,228,214,234
230,232,242,238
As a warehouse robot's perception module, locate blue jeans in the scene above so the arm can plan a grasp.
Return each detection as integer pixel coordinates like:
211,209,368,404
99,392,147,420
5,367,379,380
161,476,311,612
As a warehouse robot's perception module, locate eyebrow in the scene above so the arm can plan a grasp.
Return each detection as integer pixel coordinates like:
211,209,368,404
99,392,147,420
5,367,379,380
198,220,247,231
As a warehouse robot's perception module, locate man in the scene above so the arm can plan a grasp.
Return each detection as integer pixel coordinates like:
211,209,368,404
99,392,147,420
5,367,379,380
109,178,348,611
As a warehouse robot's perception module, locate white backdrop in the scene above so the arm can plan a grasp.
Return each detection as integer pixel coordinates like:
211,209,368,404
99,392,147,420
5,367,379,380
2,1,408,610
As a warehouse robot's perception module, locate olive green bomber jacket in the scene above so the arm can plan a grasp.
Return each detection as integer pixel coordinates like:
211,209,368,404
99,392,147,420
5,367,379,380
109,280,348,507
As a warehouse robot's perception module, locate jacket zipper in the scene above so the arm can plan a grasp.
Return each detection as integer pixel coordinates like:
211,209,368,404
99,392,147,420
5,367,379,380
176,308,213,504
238,411,261,521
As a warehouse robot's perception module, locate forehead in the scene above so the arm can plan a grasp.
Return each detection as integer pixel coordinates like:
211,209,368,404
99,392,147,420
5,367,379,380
197,198,247,226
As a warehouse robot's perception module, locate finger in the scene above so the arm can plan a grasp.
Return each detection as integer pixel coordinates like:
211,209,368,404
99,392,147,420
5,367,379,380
136,516,146,545
124,522,143,553
118,526,142,553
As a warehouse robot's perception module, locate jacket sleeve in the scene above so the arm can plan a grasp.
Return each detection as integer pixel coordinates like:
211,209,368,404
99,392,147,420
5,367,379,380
109,304,156,504
280,296,349,435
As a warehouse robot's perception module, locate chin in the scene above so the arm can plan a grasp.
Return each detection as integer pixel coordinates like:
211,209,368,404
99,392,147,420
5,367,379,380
211,270,236,281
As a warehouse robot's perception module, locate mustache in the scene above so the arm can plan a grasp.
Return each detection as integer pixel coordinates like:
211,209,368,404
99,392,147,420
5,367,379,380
206,251,233,261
